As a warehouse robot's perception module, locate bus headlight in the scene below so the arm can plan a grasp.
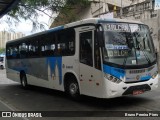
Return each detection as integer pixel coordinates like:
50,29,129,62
104,73,122,84
152,71,158,79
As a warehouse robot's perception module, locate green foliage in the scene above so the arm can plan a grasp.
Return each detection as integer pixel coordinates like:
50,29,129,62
52,0,90,27
0,48,5,54
5,0,89,32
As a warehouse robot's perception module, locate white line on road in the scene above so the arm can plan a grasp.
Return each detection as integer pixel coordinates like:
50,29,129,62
0,99,30,120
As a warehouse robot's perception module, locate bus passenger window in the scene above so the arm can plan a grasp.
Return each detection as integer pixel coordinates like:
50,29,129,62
19,43,27,58
28,40,39,57
40,33,55,57
7,46,19,59
80,31,93,66
57,28,75,56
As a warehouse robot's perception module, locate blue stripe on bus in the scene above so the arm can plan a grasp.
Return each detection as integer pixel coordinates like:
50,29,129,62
46,57,62,85
140,76,151,81
48,26,64,33
103,64,125,79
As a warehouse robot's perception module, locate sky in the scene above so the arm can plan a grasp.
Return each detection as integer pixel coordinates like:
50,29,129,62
0,12,53,36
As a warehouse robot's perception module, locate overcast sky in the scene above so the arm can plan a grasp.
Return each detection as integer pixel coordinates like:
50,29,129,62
0,12,52,36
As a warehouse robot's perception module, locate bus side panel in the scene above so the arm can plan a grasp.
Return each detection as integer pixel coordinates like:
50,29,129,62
61,56,80,91
46,57,64,91
6,68,20,83
26,58,49,88
6,59,21,83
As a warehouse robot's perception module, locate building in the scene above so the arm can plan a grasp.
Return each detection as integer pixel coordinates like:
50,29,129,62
114,0,159,58
49,0,133,28
50,0,160,68
49,0,159,51
0,31,25,48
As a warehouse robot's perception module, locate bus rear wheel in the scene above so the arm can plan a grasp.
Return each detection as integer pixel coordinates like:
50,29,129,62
66,77,80,99
21,74,28,89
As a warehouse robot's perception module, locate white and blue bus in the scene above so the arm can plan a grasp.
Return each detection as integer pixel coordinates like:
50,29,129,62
6,18,158,98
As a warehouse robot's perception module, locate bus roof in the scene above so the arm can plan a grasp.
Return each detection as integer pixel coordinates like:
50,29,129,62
65,18,144,28
7,18,145,44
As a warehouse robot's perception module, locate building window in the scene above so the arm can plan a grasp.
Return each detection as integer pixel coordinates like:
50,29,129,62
151,14,157,18
135,16,140,19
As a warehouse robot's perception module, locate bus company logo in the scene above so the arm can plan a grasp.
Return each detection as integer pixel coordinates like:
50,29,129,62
2,112,11,117
1,112,42,118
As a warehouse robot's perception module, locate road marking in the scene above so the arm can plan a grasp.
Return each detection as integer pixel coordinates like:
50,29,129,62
0,100,29,120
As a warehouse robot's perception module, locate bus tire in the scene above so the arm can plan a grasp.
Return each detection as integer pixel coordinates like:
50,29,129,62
20,74,28,89
66,76,80,100
0,65,4,70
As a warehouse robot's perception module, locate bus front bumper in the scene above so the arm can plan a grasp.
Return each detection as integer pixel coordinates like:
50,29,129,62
105,74,159,98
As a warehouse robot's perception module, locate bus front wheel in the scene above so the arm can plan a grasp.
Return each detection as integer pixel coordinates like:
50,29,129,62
66,77,80,99
0,65,4,70
20,74,28,89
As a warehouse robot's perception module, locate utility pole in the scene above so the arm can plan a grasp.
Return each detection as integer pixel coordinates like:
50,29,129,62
99,0,100,18
120,0,123,18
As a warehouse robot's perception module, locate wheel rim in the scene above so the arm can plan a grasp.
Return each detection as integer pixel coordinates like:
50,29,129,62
69,83,78,95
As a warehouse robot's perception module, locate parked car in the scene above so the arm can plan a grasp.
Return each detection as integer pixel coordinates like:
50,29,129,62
0,56,5,69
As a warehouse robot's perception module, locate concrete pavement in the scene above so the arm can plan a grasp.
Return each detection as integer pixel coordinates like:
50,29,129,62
0,69,160,120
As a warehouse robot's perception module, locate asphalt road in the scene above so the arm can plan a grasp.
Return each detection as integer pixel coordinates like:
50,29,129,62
0,69,160,120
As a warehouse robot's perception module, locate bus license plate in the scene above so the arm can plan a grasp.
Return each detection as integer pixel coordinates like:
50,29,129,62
133,90,144,95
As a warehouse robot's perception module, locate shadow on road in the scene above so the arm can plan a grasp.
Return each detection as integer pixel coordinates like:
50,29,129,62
0,83,152,111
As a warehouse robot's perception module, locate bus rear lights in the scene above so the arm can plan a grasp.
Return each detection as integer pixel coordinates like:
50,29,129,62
104,73,122,84
152,72,158,79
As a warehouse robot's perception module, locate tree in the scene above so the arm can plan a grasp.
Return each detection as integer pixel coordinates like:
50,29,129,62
2,0,89,32
0,48,5,54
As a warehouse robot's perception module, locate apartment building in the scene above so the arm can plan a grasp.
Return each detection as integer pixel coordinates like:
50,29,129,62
0,31,25,48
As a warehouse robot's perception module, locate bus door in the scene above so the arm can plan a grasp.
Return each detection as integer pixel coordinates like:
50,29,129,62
79,26,102,96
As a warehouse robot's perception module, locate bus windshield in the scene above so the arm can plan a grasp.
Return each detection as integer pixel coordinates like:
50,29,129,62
102,23,156,67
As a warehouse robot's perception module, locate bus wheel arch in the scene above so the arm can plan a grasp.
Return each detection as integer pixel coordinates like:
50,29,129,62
64,73,80,99
20,71,28,89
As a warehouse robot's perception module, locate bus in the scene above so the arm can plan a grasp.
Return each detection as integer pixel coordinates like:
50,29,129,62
6,18,158,99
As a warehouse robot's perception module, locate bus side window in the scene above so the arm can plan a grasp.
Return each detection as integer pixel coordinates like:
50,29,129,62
6,46,13,59
40,33,55,57
28,40,39,58
57,29,75,56
7,45,19,59
80,31,93,67
19,43,27,58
